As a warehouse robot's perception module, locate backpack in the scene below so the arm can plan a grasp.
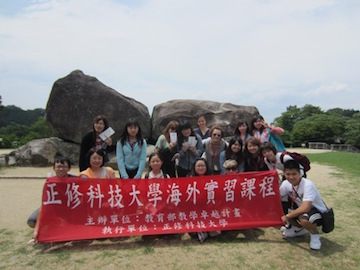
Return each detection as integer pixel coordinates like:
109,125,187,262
280,151,311,172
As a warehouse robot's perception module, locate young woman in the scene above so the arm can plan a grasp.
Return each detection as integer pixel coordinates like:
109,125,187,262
260,142,306,178
244,137,268,172
175,121,204,177
219,137,244,174
193,114,210,140
142,152,170,179
251,115,284,144
233,120,252,148
116,119,147,179
202,125,227,175
189,157,210,177
79,115,115,172
188,158,220,242
154,120,179,177
79,147,116,178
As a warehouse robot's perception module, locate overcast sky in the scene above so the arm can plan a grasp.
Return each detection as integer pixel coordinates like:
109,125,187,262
0,0,359,123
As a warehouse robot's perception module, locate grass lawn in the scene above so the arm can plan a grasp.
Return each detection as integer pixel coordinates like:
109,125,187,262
0,151,359,270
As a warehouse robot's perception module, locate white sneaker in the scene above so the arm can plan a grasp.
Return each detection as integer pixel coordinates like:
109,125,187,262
283,227,308,238
208,231,221,237
310,234,321,250
280,224,291,233
197,232,208,243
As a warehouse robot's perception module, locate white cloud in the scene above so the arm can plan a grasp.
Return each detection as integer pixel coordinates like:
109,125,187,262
307,81,348,96
0,0,359,123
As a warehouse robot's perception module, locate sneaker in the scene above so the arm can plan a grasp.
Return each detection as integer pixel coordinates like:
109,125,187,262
280,224,291,233
282,226,308,238
208,231,221,237
310,234,321,250
197,232,208,243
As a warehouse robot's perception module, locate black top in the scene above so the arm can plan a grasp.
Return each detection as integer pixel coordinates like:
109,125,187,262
244,156,269,172
79,131,116,171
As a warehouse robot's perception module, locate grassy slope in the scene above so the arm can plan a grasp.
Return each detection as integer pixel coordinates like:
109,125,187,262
306,152,360,178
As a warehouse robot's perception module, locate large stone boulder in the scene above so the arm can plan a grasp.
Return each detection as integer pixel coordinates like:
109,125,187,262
2,137,156,169
7,137,80,166
45,70,151,144
151,99,259,140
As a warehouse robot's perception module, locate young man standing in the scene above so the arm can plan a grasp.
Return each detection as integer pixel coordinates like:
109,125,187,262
280,160,327,250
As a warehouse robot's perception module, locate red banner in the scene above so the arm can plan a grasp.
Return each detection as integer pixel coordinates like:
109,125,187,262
36,170,283,243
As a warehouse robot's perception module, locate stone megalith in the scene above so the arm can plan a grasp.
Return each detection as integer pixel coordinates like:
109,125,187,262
151,99,259,140
8,137,79,166
45,70,151,144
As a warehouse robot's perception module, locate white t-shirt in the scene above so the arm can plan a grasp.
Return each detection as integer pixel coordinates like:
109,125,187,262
279,177,327,213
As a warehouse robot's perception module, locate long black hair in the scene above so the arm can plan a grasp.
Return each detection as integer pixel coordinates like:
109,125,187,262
225,137,243,165
189,158,210,176
251,115,265,134
233,119,251,137
120,119,143,146
92,115,109,132
177,121,196,147
85,147,106,168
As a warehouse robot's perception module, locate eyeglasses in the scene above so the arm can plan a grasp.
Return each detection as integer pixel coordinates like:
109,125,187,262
226,167,237,171
212,133,221,137
196,165,206,168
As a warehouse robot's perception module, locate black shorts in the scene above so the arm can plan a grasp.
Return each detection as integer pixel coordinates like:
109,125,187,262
298,207,323,226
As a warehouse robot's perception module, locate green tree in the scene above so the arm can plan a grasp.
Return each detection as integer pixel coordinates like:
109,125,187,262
273,105,301,131
0,124,29,148
0,105,45,127
0,116,54,148
291,114,346,146
343,113,360,148
300,104,323,118
29,116,54,138
273,104,324,146
326,108,359,118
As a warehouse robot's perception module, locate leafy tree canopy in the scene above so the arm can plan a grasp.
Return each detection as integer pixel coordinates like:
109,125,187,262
273,104,323,132
326,108,359,118
0,105,45,128
291,114,347,145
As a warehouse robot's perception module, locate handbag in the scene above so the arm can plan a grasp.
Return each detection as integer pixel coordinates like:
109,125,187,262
321,206,334,233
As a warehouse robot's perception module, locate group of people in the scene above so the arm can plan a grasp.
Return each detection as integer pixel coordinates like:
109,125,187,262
28,114,328,250
153,114,285,179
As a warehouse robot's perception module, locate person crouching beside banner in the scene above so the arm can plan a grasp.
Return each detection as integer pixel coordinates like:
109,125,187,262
28,157,75,243
79,147,116,179
280,160,327,250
